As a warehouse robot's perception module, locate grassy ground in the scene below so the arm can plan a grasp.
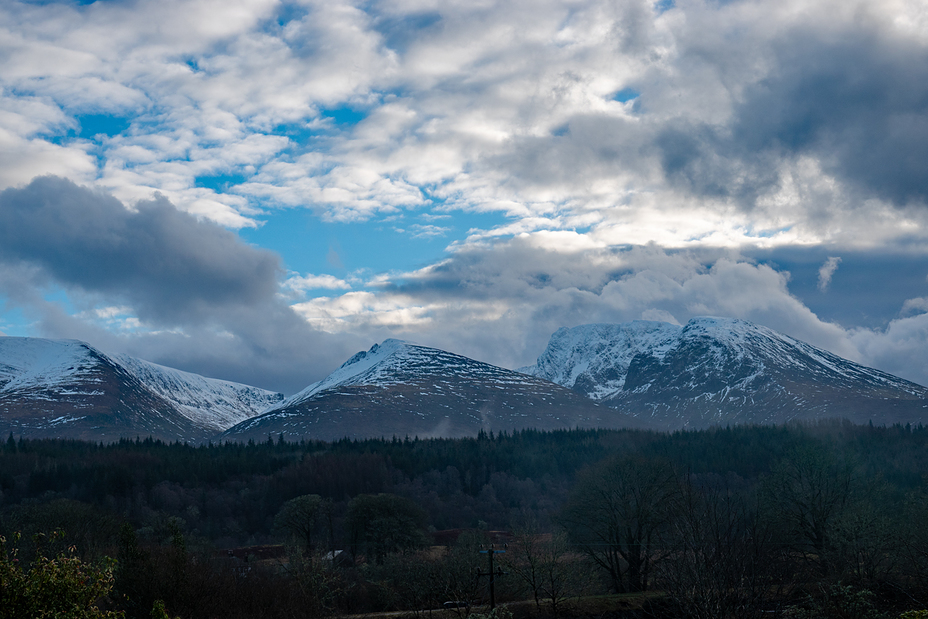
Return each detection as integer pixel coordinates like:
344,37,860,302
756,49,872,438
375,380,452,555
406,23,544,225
346,593,668,619
504,592,667,619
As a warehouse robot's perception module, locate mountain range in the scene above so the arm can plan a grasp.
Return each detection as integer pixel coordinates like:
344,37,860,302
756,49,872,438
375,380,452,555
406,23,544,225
220,338,619,443
2,316,927,442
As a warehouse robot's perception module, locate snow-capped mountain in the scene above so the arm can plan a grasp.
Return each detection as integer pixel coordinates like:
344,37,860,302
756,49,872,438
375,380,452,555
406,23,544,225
221,339,617,442
520,321,682,401
0,337,281,442
113,354,283,432
524,317,928,429
10,316,923,443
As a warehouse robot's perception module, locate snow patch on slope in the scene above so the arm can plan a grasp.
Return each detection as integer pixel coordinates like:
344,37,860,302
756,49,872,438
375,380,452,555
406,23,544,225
0,337,103,391
678,317,881,383
272,339,410,410
0,336,282,433
270,337,563,414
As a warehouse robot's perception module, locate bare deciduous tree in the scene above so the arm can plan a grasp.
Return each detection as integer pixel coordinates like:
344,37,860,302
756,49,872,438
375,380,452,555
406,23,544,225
762,444,857,578
507,522,585,619
659,475,780,619
274,494,325,557
560,454,678,593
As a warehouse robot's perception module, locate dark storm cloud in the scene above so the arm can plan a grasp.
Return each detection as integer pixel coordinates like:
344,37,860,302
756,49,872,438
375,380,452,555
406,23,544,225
656,25,928,207
734,29,928,206
33,296,365,395
0,176,281,323
0,176,368,394
654,123,778,201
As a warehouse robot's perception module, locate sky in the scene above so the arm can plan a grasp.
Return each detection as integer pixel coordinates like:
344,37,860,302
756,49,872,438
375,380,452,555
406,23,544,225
2,0,928,395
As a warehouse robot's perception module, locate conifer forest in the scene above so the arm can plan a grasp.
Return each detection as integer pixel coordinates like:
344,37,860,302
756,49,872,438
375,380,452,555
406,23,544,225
3,421,928,618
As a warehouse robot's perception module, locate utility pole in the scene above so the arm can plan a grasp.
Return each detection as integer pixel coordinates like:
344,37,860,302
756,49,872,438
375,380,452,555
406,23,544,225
477,544,507,610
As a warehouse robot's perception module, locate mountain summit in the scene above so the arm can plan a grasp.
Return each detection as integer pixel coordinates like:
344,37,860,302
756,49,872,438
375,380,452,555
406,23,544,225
524,317,928,429
221,339,612,442
0,336,282,442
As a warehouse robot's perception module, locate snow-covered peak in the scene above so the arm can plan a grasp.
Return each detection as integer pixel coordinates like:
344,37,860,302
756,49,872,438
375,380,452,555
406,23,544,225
0,337,107,391
529,315,928,415
525,321,681,400
681,316,752,337
269,336,572,415
113,355,283,431
681,316,787,347
274,339,415,409
677,316,833,374
0,336,282,433
336,339,408,375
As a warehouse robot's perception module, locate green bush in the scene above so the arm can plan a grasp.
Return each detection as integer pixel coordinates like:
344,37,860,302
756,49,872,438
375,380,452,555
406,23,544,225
793,584,884,619
0,532,123,619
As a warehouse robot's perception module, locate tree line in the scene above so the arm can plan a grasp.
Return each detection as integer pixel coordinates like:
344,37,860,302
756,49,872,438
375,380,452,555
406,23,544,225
2,421,928,617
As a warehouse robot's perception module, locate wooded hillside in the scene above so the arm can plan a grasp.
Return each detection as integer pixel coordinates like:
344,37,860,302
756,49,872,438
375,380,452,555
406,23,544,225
2,421,928,618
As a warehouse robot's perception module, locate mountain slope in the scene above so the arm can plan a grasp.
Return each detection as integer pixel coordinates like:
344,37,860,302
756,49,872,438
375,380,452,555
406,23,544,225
221,339,619,442
525,317,928,429
113,354,283,432
0,337,207,442
0,337,281,441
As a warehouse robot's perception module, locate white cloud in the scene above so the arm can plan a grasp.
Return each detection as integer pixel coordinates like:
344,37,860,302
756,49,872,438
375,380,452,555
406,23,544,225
407,224,449,238
850,310,928,387
901,297,928,315
86,306,134,320
818,256,842,291
640,308,680,324
286,239,928,390
0,131,97,189
293,291,448,332
286,241,861,370
2,0,926,240
283,273,353,294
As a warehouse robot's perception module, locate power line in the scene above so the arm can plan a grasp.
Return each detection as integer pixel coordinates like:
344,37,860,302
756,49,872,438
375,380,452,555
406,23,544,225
477,544,508,610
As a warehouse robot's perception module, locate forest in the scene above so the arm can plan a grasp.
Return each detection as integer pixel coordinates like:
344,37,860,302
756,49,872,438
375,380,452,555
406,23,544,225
2,420,928,618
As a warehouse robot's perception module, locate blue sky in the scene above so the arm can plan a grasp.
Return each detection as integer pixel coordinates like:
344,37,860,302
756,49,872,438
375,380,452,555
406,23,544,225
239,206,510,279
1,0,928,394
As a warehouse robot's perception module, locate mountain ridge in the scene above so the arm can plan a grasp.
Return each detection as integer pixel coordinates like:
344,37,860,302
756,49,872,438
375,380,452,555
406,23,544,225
221,339,623,443
524,316,928,429
113,353,283,431
0,336,282,441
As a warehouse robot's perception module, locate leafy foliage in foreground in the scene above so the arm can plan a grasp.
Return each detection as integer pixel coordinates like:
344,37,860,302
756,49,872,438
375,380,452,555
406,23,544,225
0,531,122,619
